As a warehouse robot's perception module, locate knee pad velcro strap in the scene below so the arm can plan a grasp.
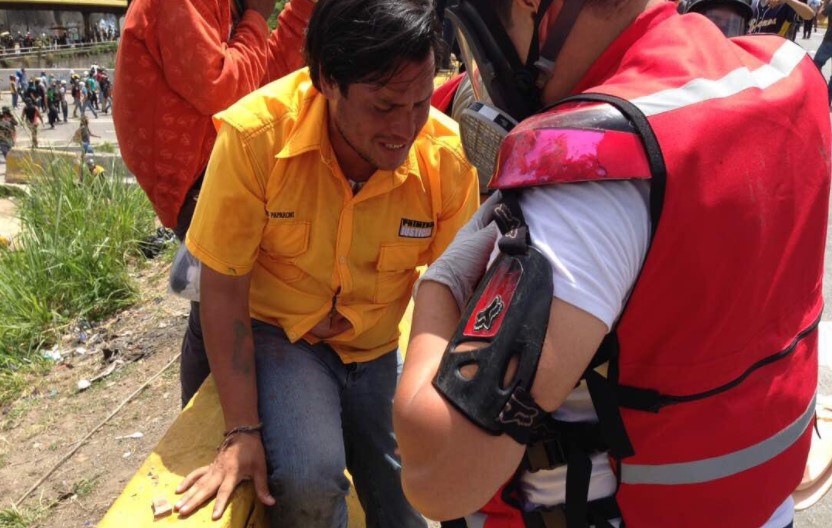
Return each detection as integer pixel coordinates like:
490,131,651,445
433,247,553,444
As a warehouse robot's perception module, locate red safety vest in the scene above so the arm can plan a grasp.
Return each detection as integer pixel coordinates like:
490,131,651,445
482,4,831,527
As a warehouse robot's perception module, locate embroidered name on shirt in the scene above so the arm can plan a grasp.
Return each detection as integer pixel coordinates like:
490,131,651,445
268,211,295,219
399,218,434,238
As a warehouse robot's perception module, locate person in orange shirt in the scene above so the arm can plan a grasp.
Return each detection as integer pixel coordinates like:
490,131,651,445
172,0,480,525
113,0,317,407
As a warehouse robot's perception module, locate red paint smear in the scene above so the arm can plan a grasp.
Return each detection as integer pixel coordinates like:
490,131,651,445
491,128,651,189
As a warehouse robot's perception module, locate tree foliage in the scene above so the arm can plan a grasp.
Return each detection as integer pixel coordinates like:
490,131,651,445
268,1,289,30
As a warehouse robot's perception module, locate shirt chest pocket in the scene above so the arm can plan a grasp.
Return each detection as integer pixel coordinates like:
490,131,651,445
260,220,310,283
373,243,426,304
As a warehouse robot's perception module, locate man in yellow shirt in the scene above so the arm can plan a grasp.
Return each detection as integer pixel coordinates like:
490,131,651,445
174,0,479,525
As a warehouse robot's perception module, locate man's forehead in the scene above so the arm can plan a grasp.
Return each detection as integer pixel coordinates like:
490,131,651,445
364,66,434,98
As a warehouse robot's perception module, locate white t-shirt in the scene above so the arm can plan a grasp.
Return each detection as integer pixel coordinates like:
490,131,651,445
485,181,791,528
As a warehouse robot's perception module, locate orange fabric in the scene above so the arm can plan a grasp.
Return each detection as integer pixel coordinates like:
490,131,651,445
113,0,314,227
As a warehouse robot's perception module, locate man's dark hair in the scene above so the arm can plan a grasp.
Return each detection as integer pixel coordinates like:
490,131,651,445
305,0,443,93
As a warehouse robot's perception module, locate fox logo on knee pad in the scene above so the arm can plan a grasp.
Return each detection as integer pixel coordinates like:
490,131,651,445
474,295,505,332
498,391,540,428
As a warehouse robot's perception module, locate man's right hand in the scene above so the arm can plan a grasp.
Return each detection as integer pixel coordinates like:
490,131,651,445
245,0,277,21
174,432,275,520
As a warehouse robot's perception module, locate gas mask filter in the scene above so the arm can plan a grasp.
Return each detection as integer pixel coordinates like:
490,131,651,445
459,101,518,190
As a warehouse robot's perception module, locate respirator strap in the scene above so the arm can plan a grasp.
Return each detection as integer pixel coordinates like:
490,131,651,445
534,0,588,88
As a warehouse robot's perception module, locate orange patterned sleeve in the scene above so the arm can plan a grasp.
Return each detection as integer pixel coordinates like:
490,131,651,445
153,0,271,116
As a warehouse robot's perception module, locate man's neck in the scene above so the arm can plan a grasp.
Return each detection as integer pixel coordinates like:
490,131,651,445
327,113,376,182
545,0,663,102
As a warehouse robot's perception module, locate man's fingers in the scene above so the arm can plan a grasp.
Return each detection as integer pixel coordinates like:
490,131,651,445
175,471,222,516
176,466,209,494
212,477,241,520
253,468,276,507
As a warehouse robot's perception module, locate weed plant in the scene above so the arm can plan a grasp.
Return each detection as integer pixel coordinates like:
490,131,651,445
0,158,155,402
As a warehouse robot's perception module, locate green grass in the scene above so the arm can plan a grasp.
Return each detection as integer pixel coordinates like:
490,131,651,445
0,157,156,404
71,476,99,498
96,141,116,154
0,504,48,528
0,186,24,200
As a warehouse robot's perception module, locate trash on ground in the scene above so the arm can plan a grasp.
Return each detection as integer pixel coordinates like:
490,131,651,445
77,379,91,391
42,346,62,362
116,432,144,440
151,497,172,519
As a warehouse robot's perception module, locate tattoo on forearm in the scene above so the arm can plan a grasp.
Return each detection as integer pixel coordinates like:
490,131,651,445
232,319,253,376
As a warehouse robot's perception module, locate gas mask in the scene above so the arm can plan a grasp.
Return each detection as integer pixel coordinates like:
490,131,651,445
685,0,752,37
446,0,587,187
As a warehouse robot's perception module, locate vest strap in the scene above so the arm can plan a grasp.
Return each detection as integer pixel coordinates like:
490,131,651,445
620,392,816,485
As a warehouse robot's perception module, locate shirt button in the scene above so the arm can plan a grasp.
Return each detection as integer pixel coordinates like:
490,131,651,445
339,256,347,263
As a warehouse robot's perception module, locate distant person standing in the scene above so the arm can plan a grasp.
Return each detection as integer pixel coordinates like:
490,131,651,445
59,80,69,123
99,74,112,114
34,78,46,112
80,81,97,119
22,98,42,149
15,67,26,88
47,81,62,126
0,106,18,159
114,0,318,407
803,0,820,37
76,115,98,154
71,75,82,118
85,74,99,111
8,76,17,109
749,0,815,35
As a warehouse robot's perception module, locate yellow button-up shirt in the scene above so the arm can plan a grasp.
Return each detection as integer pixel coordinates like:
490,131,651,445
186,69,479,363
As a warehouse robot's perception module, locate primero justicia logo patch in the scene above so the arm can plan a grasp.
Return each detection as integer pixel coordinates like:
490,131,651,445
399,218,434,238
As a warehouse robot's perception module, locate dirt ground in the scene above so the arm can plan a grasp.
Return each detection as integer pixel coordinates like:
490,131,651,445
0,259,189,527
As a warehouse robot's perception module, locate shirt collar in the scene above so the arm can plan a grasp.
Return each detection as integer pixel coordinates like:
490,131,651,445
276,90,422,184
571,3,678,95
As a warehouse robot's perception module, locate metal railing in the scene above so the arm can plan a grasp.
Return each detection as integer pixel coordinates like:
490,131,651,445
0,40,117,58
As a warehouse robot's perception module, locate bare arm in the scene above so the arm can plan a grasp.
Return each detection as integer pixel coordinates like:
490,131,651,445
394,281,606,520
787,0,817,19
174,265,274,519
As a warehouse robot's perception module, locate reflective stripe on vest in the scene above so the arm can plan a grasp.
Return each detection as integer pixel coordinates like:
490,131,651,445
620,393,816,485
631,40,806,118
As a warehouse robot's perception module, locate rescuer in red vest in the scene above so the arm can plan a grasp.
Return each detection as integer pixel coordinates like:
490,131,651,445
393,0,831,526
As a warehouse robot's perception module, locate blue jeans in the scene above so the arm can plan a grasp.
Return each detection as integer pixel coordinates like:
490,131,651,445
11,91,18,109
252,320,426,528
82,141,93,154
81,99,97,118
814,40,832,104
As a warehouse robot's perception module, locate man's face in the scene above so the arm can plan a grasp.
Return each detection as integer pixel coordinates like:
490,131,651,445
322,54,436,178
